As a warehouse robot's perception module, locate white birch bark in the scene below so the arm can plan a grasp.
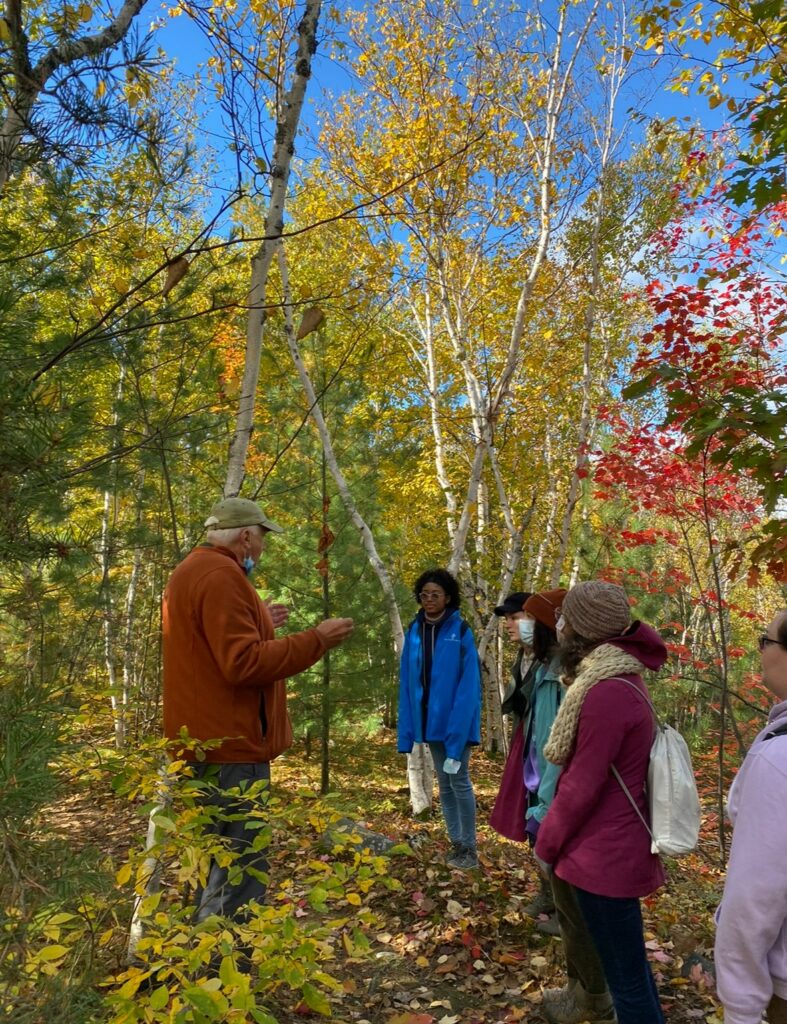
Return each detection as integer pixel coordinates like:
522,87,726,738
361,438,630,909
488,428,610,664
490,0,601,421
277,244,436,810
399,287,459,542
406,742,434,815
277,245,404,653
129,5,322,958
475,497,536,752
122,483,145,729
0,0,150,194
447,442,485,577
224,0,322,497
100,487,125,750
550,25,625,586
421,290,458,539
533,429,559,584
100,371,127,749
126,767,170,962
443,2,600,576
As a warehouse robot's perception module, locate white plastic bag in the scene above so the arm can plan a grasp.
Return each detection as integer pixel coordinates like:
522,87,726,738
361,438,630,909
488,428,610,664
646,723,702,856
610,678,701,857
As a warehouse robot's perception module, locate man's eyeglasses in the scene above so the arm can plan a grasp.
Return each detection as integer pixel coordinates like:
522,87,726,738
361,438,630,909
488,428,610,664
419,591,445,602
758,635,784,652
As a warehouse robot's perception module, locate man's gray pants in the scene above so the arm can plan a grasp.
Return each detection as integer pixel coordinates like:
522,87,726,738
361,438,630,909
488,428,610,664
191,762,271,922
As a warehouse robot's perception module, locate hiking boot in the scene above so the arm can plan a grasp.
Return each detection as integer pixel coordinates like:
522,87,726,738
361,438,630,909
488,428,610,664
542,978,617,1024
447,845,479,870
446,841,463,863
535,913,561,937
523,877,555,918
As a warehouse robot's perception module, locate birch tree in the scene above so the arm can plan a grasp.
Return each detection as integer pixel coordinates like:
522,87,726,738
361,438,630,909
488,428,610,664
314,0,606,747
224,0,322,497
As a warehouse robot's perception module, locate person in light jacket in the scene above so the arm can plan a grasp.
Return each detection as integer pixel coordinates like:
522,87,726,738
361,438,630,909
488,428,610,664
398,568,481,870
715,609,787,1024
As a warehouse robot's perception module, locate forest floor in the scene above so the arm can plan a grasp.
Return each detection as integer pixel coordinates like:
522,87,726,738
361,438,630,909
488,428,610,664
48,733,725,1023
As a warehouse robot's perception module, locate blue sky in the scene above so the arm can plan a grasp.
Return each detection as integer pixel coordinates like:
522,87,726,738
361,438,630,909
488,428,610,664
152,1,735,234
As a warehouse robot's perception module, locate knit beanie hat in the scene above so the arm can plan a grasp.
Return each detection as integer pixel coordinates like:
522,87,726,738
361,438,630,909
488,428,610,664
562,581,631,641
523,588,567,630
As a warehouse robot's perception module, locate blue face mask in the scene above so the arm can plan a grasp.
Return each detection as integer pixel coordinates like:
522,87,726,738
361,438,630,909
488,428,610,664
242,555,255,576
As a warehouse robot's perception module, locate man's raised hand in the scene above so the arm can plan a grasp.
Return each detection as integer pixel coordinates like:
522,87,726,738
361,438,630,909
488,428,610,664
315,618,354,650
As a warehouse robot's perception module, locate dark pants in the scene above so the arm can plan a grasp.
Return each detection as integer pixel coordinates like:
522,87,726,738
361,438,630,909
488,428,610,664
550,873,609,996
191,762,271,922
574,886,664,1024
769,995,787,1023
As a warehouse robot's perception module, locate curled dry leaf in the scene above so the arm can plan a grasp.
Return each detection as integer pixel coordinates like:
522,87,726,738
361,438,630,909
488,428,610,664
296,305,325,340
162,256,190,297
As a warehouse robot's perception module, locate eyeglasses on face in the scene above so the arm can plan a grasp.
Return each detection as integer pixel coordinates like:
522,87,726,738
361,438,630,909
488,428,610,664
758,635,784,652
419,590,446,602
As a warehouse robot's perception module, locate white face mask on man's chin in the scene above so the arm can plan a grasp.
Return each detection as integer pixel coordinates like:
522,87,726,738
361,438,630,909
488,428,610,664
555,614,566,643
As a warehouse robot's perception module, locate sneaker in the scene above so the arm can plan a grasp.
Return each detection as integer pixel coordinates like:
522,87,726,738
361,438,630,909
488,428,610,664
523,883,555,918
542,979,617,1024
447,845,479,870
536,914,561,936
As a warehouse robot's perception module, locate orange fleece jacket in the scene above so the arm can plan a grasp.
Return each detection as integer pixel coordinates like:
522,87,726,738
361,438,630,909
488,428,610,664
162,544,327,763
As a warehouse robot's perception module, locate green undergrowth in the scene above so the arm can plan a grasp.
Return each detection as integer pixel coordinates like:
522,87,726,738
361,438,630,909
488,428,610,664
2,732,726,1024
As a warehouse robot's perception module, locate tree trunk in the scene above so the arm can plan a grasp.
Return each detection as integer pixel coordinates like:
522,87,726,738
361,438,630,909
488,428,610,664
101,487,125,750
224,0,322,496
277,243,404,653
320,446,331,796
533,429,559,584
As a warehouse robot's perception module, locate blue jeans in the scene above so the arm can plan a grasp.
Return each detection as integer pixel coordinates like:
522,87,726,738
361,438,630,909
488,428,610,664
428,742,476,851
573,886,665,1024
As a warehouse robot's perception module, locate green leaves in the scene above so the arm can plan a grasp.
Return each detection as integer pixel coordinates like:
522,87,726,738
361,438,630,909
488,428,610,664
301,981,332,1015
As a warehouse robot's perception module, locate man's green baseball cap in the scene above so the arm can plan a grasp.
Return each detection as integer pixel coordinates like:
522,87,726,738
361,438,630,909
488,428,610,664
204,497,283,534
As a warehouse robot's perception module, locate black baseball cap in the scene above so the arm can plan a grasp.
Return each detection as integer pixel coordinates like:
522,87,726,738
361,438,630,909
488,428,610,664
493,591,532,616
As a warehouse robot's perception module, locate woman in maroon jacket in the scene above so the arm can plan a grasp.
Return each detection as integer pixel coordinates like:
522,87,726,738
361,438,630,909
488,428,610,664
535,581,667,1024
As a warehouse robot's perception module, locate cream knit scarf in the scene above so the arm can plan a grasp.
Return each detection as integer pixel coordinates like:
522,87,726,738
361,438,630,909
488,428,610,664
544,644,645,765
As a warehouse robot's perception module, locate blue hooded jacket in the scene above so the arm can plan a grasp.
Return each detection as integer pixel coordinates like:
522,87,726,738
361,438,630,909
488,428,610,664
397,608,482,761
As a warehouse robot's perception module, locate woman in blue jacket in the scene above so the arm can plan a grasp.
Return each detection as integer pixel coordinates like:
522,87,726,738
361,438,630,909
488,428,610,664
398,568,482,870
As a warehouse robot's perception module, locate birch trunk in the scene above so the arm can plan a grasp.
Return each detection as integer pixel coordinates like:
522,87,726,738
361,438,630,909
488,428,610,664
475,498,536,754
400,287,459,543
490,0,601,420
121,484,145,737
550,328,593,588
550,20,630,585
422,290,458,540
277,245,403,652
443,2,600,577
276,245,436,809
533,429,559,583
224,0,322,496
126,768,171,962
129,7,322,958
100,487,125,750
100,371,128,749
